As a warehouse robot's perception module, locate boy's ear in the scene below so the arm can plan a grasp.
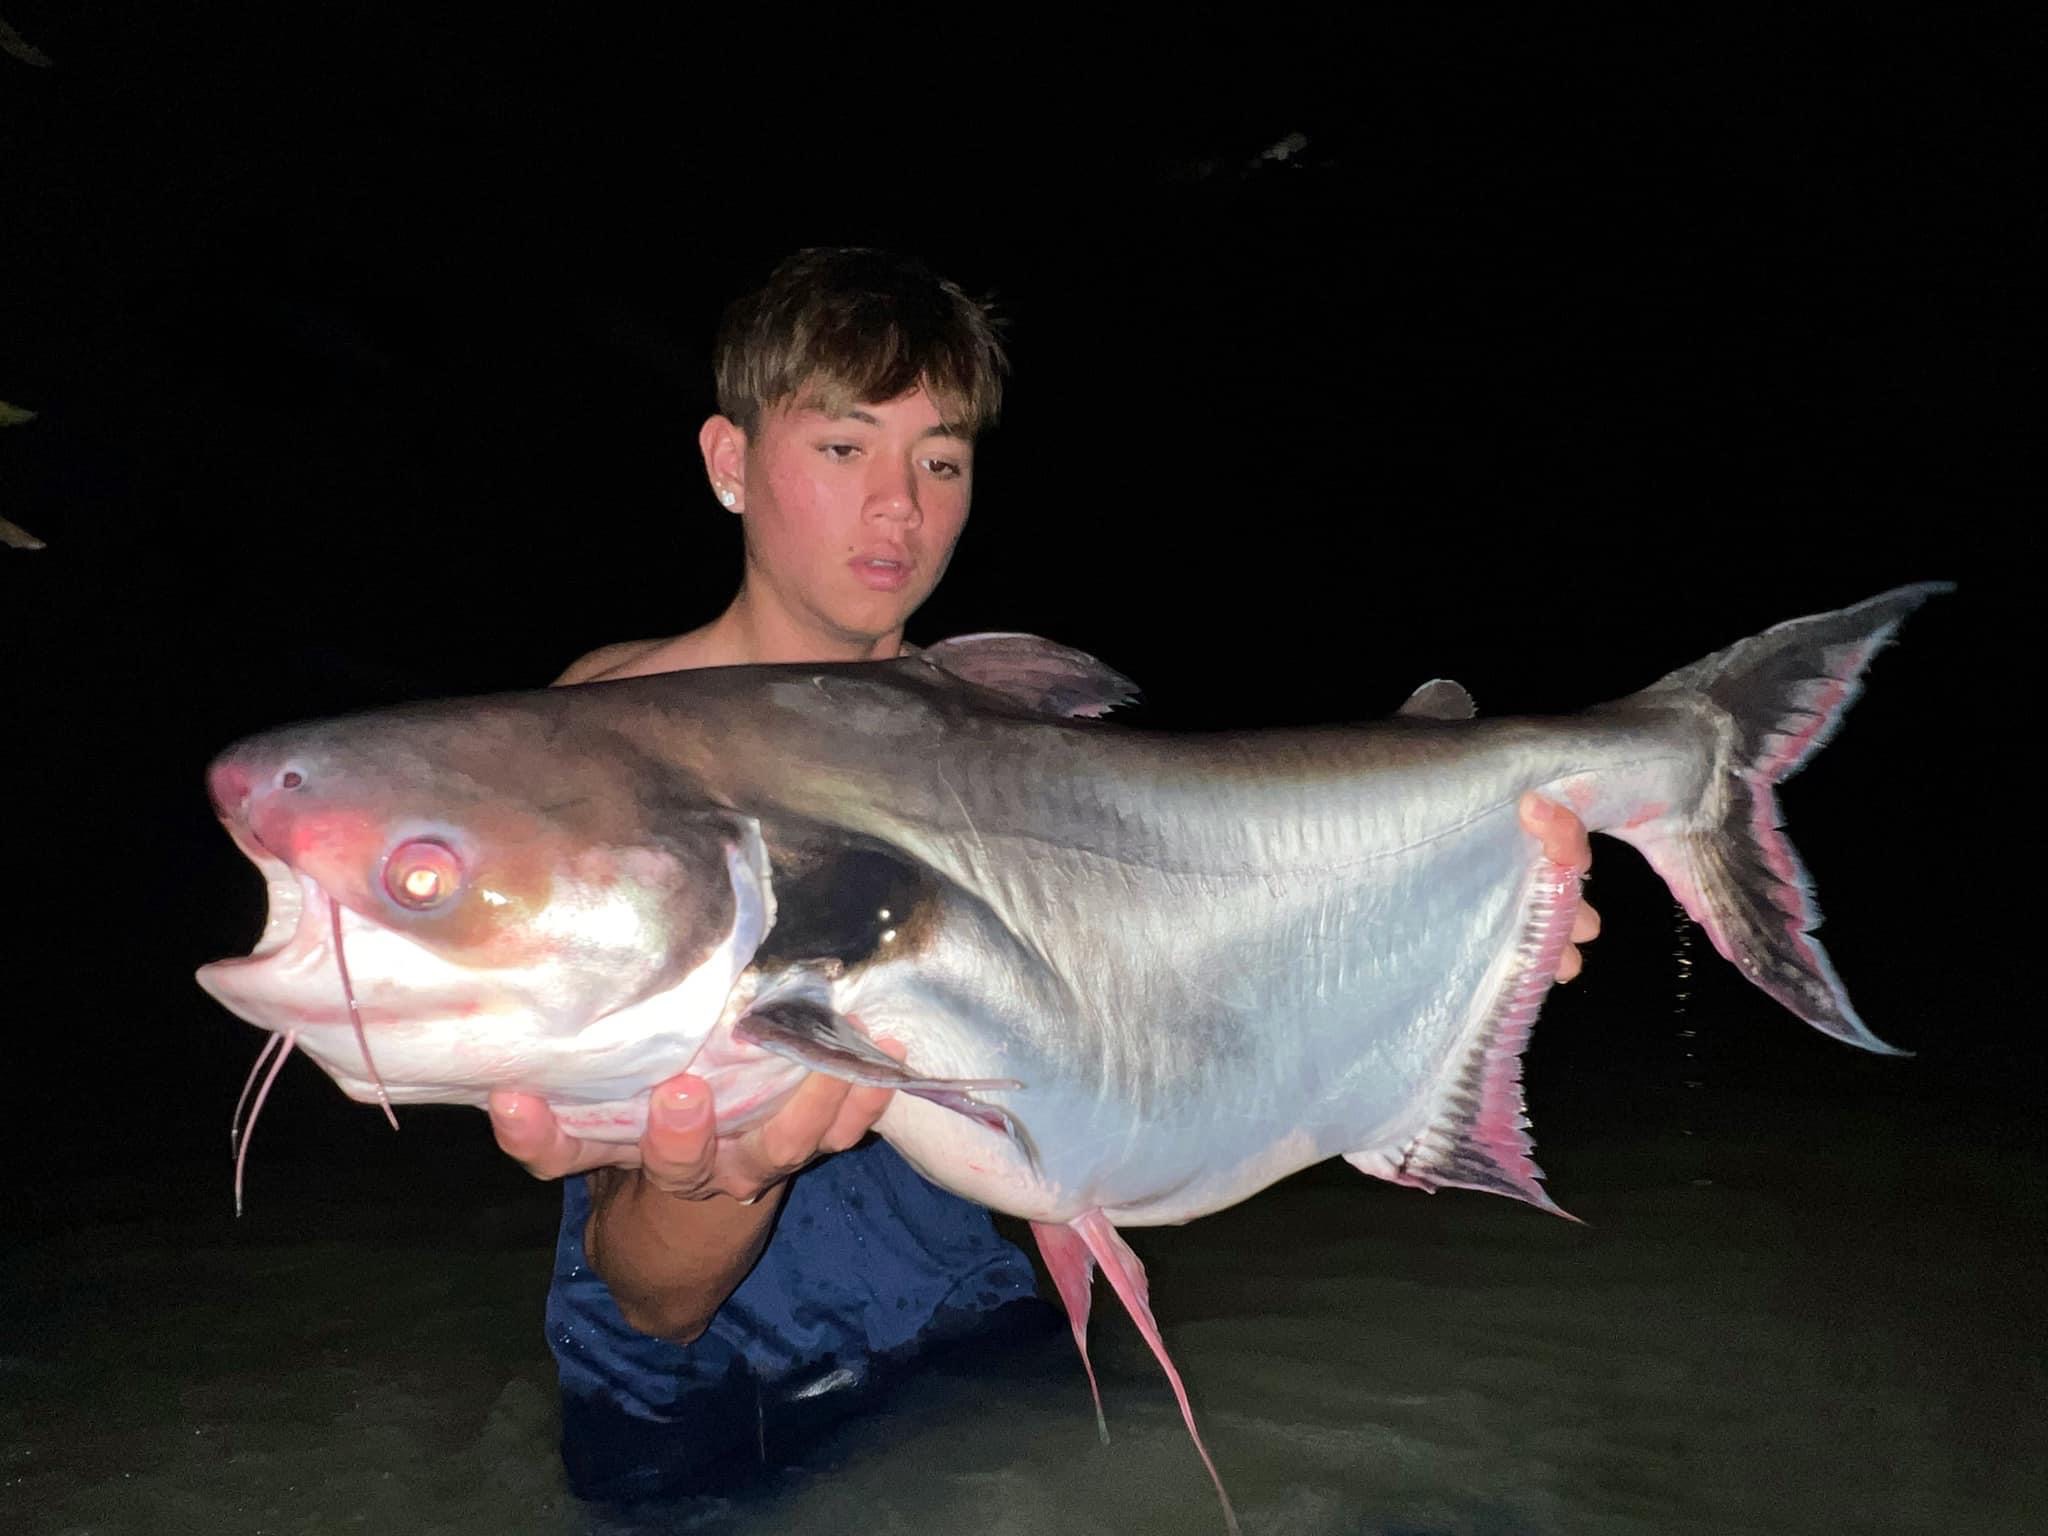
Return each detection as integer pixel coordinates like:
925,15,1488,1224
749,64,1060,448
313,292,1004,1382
699,415,748,508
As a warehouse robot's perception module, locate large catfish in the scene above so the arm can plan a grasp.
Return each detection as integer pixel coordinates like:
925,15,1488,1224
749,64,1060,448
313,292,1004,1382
198,584,1944,1530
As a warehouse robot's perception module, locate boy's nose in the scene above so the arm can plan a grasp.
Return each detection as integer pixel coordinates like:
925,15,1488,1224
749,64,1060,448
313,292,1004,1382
866,471,920,523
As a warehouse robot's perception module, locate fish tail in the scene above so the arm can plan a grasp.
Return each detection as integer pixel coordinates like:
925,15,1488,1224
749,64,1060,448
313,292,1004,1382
1614,582,1950,1054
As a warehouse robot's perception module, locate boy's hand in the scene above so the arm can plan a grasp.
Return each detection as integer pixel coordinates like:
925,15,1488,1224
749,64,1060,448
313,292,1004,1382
487,1041,904,1203
1519,793,1602,982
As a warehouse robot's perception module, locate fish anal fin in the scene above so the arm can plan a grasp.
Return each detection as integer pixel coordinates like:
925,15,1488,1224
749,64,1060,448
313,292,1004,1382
1030,1220,1109,1444
1348,858,1583,1223
1398,678,1477,720
733,998,1029,1144
917,633,1140,719
1070,1209,1242,1535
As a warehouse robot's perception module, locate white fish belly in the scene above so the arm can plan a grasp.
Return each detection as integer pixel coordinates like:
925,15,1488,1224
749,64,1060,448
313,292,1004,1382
860,803,1541,1227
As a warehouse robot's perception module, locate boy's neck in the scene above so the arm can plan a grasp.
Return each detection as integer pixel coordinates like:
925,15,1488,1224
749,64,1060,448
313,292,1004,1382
705,587,906,668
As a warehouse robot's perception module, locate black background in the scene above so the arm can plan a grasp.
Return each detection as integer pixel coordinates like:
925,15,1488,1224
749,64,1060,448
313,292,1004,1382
0,10,2026,1190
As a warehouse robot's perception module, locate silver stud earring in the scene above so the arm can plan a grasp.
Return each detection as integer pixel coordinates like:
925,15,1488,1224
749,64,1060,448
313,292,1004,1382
719,488,737,508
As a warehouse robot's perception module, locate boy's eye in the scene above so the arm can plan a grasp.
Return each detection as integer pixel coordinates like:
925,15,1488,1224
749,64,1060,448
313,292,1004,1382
922,457,964,480
821,443,859,461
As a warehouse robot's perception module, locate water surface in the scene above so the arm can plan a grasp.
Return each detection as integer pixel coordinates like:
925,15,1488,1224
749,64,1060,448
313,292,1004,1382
8,1011,2038,1536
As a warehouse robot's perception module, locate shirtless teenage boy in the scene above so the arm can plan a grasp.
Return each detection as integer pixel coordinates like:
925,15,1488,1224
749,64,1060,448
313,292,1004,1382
488,248,1599,1504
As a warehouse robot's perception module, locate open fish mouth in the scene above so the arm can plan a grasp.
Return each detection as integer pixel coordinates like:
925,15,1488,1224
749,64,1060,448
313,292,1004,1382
200,861,353,1033
200,839,404,1212
197,832,539,1136
221,834,305,964
199,847,462,1054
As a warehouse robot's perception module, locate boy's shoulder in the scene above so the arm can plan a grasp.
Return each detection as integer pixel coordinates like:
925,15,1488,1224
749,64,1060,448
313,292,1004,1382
552,637,676,686
552,625,731,686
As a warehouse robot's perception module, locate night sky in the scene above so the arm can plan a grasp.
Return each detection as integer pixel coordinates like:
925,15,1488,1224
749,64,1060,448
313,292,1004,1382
1,13,2025,1186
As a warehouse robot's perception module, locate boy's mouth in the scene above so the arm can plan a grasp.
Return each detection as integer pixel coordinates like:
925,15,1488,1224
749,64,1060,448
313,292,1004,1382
850,553,913,591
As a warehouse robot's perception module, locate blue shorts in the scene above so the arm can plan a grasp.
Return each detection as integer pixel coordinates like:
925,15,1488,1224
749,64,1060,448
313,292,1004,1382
547,1138,1046,1504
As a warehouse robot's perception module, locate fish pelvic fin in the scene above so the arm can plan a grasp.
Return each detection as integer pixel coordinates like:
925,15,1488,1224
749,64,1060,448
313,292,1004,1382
1348,857,1582,1221
1029,1220,1109,1444
1066,1210,1241,1536
1617,582,1951,1055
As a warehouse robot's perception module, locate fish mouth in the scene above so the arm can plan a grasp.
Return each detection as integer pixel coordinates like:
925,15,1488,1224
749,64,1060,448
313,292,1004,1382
198,863,383,1045
196,842,496,1100
201,835,463,1207
219,827,305,962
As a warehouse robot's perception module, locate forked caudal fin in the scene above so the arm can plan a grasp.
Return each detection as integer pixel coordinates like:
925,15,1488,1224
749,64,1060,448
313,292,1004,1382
1616,581,1952,1054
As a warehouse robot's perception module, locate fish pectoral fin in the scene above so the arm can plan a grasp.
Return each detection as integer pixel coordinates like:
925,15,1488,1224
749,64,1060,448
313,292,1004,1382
1067,1210,1241,1534
732,998,1028,1143
1345,855,1583,1222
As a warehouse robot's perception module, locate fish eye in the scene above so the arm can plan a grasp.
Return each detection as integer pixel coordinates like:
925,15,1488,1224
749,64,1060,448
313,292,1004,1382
382,838,464,912
279,767,305,789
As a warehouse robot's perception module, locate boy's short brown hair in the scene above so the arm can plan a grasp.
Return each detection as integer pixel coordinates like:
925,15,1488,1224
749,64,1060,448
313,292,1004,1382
713,248,1008,439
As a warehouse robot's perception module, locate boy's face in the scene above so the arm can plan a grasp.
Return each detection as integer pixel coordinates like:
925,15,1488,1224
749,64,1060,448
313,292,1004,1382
737,383,974,649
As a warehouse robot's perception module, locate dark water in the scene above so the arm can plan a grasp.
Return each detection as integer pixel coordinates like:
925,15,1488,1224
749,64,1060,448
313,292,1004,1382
7,998,2040,1536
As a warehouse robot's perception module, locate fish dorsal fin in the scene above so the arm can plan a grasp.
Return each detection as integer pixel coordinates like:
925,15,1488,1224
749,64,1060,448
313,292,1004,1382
1398,678,1477,720
917,633,1140,719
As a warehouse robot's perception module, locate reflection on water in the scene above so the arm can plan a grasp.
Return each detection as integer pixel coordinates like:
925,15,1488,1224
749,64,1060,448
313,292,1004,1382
6,1043,2040,1536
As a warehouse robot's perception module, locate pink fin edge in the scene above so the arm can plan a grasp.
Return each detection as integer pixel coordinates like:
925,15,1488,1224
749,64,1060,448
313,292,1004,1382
1068,1210,1242,1535
1368,857,1583,1222
1029,1220,1109,1445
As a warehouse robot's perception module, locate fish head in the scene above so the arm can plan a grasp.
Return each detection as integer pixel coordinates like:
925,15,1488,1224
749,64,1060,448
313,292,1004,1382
195,700,773,1119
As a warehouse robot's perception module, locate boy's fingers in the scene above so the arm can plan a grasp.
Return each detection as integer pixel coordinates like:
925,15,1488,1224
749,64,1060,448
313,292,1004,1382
749,1072,857,1179
1572,903,1602,944
640,1076,717,1193
489,1092,585,1179
1520,792,1593,872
